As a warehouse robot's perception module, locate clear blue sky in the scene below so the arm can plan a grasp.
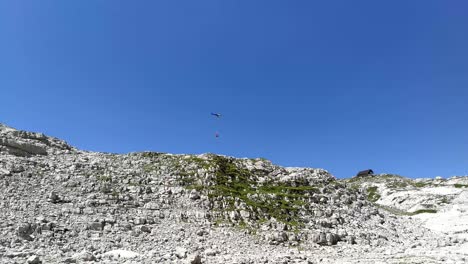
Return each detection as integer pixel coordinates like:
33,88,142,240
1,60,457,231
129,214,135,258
1,1,467,178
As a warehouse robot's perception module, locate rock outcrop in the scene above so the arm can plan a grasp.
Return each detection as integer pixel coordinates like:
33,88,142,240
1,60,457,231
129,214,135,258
0,124,72,156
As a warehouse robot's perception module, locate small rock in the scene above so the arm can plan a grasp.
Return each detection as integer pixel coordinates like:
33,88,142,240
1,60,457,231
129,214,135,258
326,232,339,246
48,192,61,203
27,255,41,264
103,249,139,259
0,168,11,176
205,249,217,256
312,232,327,245
186,254,202,264
190,189,201,200
175,247,187,259
87,221,104,231
140,225,151,233
275,232,288,242
63,258,76,263
17,223,34,241
73,250,96,262
196,229,207,236
134,217,146,225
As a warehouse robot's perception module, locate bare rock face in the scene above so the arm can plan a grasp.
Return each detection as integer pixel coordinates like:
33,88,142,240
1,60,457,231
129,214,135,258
0,137,47,156
1,122,467,264
0,124,72,156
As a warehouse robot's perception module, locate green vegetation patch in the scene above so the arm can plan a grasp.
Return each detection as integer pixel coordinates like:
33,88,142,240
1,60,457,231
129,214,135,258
96,175,112,182
411,209,437,214
375,204,437,216
413,181,428,188
387,180,409,189
184,155,317,229
366,186,381,202
140,153,328,231
140,151,164,158
375,204,411,216
454,184,468,188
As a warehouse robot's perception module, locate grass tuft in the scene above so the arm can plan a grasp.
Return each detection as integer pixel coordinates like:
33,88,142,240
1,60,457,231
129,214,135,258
367,186,381,202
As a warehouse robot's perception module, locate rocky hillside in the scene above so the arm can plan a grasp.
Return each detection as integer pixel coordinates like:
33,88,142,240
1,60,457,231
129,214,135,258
1,123,467,263
345,174,468,240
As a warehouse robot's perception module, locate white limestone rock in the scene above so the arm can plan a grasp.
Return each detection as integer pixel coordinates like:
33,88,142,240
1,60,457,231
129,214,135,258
103,249,139,259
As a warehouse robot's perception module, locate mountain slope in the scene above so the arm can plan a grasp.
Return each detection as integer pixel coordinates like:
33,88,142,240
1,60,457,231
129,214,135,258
1,123,467,263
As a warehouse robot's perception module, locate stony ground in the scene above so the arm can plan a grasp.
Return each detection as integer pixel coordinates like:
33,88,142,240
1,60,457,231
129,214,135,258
0,123,467,263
